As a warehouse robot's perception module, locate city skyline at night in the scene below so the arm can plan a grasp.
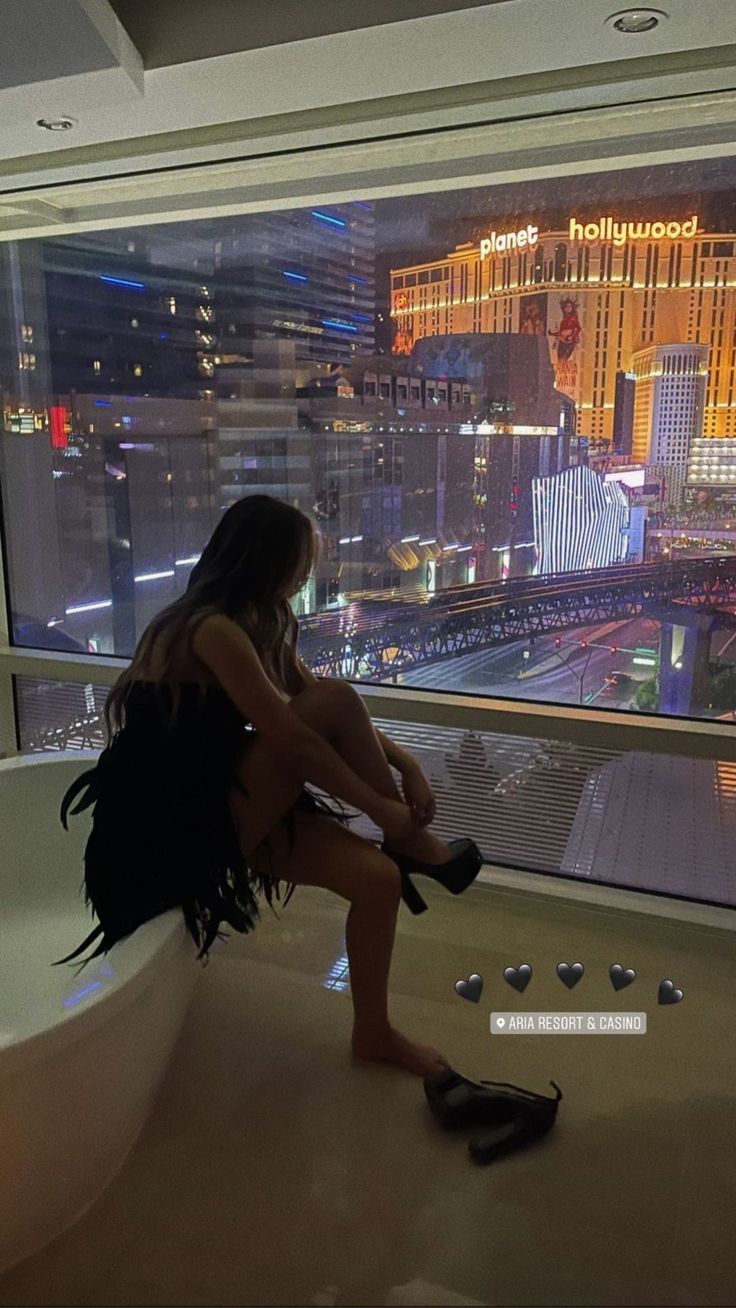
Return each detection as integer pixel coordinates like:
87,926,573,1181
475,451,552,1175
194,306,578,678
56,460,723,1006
3,158,736,721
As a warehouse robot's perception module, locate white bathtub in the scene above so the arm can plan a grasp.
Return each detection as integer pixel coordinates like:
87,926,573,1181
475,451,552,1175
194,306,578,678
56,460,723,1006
0,751,199,1274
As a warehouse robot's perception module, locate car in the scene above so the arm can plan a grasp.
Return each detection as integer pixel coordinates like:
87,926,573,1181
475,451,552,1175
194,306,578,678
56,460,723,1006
603,671,636,687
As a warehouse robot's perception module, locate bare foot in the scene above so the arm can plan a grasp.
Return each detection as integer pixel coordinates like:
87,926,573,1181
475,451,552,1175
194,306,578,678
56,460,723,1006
351,1025,451,1076
385,829,454,865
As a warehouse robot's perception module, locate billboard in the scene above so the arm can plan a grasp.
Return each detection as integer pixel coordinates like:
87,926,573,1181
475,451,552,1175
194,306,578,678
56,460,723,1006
519,292,548,338
605,468,646,489
548,295,583,402
605,468,664,503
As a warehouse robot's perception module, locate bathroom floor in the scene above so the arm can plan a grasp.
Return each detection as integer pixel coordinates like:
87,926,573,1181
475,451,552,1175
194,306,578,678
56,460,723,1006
2,874,735,1308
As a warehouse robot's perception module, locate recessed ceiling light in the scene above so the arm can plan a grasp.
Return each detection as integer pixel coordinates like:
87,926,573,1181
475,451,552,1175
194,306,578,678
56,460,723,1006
37,117,76,132
606,8,667,33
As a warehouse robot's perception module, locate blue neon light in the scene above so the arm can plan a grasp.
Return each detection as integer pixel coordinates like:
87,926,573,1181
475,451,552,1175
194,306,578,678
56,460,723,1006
283,270,308,282
311,210,347,228
347,274,368,284
99,275,145,290
62,980,103,1008
159,331,169,340
94,400,112,407
353,201,373,211
322,319,358,333
352,312,372,322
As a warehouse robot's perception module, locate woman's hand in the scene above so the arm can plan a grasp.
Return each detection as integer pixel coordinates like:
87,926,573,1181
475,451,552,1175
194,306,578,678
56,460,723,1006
399,762,436,828
371,796,418,842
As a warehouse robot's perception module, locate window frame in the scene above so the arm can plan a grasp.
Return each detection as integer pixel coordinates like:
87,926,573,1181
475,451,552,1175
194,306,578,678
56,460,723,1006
1,86,736,771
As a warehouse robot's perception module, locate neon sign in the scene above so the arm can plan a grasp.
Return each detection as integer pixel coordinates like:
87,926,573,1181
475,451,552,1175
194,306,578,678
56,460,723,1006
568,215,699,245
480,224,539,259
478,215,700,259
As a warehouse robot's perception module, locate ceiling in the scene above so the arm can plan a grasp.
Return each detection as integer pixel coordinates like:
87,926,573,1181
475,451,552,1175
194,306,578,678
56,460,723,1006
0,0,735,199
1,0,122,90
108,0,508,66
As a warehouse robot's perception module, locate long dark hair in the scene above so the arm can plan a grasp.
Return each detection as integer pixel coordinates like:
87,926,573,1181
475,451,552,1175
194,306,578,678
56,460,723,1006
104,495,318,737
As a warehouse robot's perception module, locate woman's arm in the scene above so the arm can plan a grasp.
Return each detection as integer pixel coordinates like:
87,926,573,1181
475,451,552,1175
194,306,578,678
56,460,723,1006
192,616,413,836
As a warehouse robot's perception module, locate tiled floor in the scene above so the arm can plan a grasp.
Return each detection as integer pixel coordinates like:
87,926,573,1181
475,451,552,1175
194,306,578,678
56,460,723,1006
2,875,736,1307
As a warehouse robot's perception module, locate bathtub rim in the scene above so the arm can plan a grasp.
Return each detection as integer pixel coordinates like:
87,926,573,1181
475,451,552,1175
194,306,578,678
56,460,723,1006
0,751,201,1083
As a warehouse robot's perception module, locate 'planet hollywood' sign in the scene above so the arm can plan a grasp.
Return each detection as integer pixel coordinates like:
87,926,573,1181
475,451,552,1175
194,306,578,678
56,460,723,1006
479,214,699,259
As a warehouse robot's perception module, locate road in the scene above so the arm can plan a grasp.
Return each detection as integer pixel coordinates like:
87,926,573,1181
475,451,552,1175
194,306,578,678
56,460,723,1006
395,616,660,710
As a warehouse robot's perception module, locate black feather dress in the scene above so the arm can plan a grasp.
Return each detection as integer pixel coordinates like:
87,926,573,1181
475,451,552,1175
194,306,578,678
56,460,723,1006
57,678,349,971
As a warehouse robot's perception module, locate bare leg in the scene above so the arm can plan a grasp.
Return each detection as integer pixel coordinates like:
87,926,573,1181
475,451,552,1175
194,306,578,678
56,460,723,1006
289,679,454,864
249,809,450,1077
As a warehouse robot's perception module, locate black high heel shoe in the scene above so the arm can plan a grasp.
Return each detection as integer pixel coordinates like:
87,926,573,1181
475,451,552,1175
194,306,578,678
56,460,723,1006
469,1078,562,1165
383,838,484,915
424,1067,563,1165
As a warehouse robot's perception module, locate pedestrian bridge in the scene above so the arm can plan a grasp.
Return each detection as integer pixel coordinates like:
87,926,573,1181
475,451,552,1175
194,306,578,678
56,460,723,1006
298,557,736,679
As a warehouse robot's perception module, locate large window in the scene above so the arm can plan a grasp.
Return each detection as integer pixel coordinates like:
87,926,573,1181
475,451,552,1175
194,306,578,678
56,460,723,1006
3,157,736,725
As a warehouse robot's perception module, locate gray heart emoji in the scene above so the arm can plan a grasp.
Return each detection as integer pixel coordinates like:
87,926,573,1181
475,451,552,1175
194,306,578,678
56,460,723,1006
658,979,684,1006
610,963,636,991
455,973,483,1003
557,961,584,989
503,963,533,993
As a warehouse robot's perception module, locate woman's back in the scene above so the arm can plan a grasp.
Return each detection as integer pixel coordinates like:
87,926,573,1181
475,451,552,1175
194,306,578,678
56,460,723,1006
138,617,291,701
137,620,224,688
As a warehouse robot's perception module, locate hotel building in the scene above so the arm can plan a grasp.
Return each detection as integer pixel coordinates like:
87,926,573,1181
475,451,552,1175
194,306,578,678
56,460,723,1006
301,332,570,587
213,202,376,370
631,342,708,469
687,436,736,509
390,216,736,445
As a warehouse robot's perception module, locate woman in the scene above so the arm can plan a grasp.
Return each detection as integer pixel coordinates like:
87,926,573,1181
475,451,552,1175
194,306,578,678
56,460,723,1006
58,495,482,1076
549,297,582,361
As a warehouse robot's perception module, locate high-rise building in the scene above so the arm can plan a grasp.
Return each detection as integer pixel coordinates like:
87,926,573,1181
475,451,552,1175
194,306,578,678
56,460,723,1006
0,233,219,653
631,342,708,472
532,464,629,574
612,370,636,454
212,203,375,373
299,349,476,601
215,339,311,500
413,333,570,581
41,234,204,400
299,332,570,591
390,218,736,442
687,437,736,511
58,393,219,655
205,202,377,609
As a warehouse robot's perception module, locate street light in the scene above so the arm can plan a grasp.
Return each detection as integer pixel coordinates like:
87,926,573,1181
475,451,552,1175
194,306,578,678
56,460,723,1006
549,635,596,704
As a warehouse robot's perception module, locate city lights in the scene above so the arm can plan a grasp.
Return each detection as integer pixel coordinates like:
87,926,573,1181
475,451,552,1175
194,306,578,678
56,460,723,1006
9,176,736,732
392,217,736,442
311,210,347,228
99,275,145,290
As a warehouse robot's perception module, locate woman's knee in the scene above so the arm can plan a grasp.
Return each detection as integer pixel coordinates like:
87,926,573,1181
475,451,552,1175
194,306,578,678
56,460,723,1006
351,849,402,911
298,677,362,709
291,677,366,736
